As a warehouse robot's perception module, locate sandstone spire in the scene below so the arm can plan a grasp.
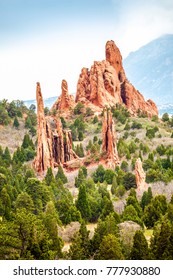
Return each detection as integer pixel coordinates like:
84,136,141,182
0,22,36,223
105,40,126,82
51,79,75,115
102,109,119,168
33,82,54,174
33,82,78,174
135,158,147,190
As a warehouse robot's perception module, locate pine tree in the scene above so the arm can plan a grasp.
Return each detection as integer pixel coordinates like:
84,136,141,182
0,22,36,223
45,167,55,185
79,220,90,258
25,116,32,128
68,233,86,260
0,187,11,219
76,184,91,221
15,192,34,213
96,234,124,260
2,147,11,166
100,196,114,220
22,134,34,149
55,166,67,184
80,166,87,178
79,143,84,157
111,176,118,195
130,230,149,260
43,201,63,258
75,168,85,188
13,116,19,129
78,131,84,141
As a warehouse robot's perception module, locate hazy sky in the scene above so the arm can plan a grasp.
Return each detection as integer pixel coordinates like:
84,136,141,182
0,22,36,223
0,0,173,101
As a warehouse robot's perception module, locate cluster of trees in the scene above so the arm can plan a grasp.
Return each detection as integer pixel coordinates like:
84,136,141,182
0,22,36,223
111,104,130,124
0,100,37,136
1,134,173,259
68,187,173,260
0,133,36,170
70,116,86,141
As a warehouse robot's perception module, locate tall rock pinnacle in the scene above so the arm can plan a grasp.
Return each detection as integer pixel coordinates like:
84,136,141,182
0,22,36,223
135,158,147,190
102,109,119,168
33,82,78,174
33,82,54,174
51,79,75,116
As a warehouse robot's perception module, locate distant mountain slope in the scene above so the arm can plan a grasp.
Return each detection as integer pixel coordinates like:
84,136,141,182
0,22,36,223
123,34,173,105
24,96,57,109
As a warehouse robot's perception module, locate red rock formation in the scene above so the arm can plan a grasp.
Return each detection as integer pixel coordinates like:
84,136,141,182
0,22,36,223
33,82,54,174
120,80,158,117
105,40,126,82
51,79,75,115
135,158,147,190
76,60,122,109
76,40,158,117
102,109,119,168
33,82,78,174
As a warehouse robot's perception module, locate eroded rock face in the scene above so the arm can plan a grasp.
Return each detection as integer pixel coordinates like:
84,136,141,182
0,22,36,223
33,82,77,174
102,109,119,168
76,40,158,117
51,79,75,115
135,158,147,190
33,82,54,174
120,81,158,117
76,60,122,109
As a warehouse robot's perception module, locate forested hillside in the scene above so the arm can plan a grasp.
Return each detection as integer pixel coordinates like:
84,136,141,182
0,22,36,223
0,100,173,259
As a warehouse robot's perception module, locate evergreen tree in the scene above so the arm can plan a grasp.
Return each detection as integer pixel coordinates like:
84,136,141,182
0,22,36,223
111,176,118,195
104,169,116,184
2,147,11,166
78,131,84,141
15,192,34,213
55,166,67,184
96,234,124,260
45,167,55,185
43,201,63,258
93,165,105,183
126,195,142,218
130,230,149,260
68,233,86,260
22,134,34,149
0,187,11,219
75,168,85,188
80,166,87,178
76,184,91,221
100,196,114,220
122,205,143,227
79,220,90,258
123,172,137,190
151,220,172,260
25,116,32,128
13,116,19,129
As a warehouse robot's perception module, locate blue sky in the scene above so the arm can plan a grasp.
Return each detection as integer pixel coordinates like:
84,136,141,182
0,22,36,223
0,0,173,101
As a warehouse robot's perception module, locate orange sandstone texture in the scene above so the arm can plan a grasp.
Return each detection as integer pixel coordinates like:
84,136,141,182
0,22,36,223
76,40,158,117
33,82,54,174
135,158,147,190
33,82,77,174
102,109,119,168
51,79,75,116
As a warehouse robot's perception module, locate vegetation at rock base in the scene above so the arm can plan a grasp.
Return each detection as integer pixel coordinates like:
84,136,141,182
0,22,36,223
1,99,173,260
